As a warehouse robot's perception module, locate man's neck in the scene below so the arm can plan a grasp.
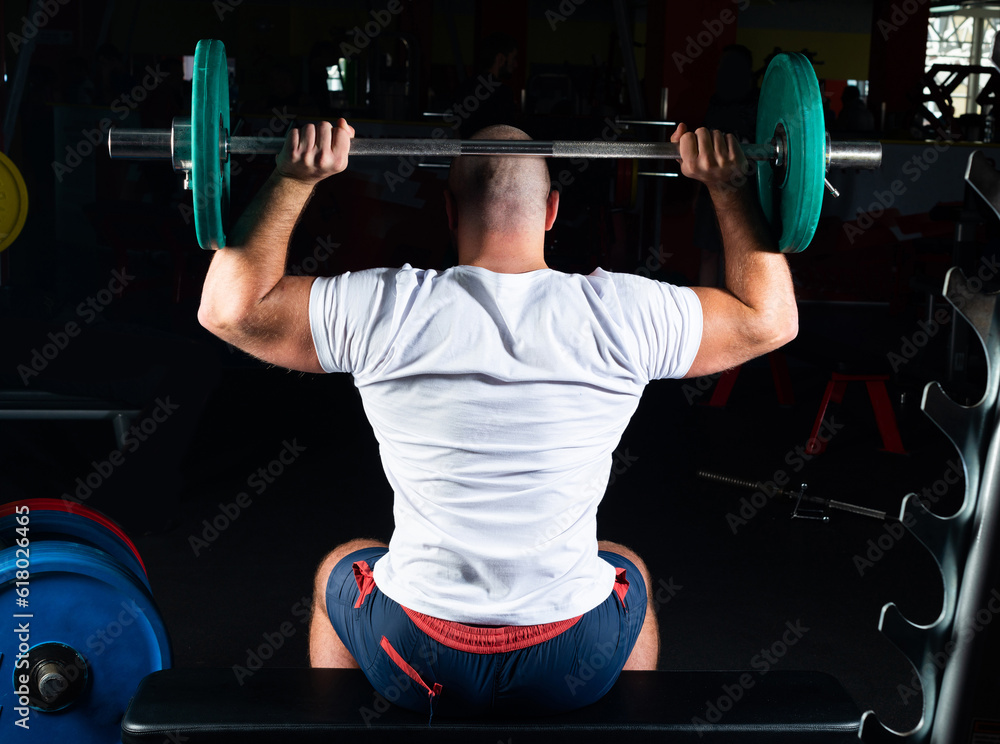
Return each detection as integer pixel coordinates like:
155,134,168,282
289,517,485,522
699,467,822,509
460,256,548,274
456,231,548,274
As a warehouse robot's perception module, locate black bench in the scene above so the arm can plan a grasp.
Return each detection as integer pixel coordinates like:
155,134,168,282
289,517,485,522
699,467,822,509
120,668,861,743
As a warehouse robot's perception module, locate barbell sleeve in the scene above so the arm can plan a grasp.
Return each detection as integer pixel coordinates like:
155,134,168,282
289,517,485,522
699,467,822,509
826,141,883,169
107,128,173,160
108,126,882,169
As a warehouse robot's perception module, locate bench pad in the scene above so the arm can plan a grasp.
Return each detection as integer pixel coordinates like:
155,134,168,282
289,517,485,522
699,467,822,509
121,668,861,743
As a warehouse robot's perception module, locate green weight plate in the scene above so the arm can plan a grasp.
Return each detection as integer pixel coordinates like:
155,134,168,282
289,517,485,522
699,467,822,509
0,151,29,252
756,53,826,253
192,39,230,251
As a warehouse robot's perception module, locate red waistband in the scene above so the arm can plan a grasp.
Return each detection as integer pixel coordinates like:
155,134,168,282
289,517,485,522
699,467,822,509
403,607,582,654
352,560,629,654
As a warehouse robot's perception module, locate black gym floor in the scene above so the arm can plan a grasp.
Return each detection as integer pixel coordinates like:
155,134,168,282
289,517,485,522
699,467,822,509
2,279,971,734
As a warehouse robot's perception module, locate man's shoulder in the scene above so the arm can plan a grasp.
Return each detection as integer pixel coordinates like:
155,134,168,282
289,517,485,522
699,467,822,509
333,264,437,284
334,266,683,298
586,268,663,291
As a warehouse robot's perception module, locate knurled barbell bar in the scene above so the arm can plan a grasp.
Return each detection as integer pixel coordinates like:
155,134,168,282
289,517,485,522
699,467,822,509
108,131,880,168
107,39,882,253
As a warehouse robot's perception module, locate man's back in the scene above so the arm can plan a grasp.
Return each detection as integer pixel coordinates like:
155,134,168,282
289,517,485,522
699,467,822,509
197,117,797,705
309,264,702,624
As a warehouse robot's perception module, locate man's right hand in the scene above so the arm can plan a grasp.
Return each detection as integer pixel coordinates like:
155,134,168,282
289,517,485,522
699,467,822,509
667,125,796,381
276,118,355,186
670,123,749,195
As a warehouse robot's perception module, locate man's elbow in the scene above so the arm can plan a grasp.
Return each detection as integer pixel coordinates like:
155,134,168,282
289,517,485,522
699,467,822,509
197,299,227,336
198,299,250,342
775,314,798,348
756,306,798,352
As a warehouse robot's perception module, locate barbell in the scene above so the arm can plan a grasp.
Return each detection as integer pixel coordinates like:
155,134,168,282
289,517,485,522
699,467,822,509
107,39,882,253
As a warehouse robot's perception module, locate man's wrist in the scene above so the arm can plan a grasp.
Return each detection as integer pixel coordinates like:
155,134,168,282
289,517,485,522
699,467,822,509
706,180,751,205
271,169,320,194
707,178,778,252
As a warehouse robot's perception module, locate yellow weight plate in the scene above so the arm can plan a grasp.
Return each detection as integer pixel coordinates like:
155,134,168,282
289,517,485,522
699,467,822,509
0,151,29,252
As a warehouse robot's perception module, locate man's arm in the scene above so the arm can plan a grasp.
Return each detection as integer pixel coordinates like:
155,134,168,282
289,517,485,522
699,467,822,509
197,119,354,373
671,124,798,379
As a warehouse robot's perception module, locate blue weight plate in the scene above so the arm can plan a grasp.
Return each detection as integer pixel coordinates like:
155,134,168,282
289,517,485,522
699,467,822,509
0,506,149,591
0,542,170,744
756,53,826,253
192,38,231,250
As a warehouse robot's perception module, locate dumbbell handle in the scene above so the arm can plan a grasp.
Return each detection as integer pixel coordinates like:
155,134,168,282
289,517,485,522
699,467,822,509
107,127,882,169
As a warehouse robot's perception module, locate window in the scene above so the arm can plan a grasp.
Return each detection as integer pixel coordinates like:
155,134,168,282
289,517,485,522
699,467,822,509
846,79,870,97
926,6,1000,116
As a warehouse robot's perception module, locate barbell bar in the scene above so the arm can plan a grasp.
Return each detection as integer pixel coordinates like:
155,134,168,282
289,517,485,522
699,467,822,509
106,39,882,253
107,128,880,168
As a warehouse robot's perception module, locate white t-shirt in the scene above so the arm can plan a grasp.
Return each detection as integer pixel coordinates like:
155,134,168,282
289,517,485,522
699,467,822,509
309,264,703,624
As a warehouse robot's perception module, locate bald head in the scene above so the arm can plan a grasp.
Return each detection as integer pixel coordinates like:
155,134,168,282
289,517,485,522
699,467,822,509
447,125,552,235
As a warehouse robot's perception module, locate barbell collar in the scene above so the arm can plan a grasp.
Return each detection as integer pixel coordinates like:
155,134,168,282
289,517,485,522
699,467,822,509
172,117,193,175
108,128,882,169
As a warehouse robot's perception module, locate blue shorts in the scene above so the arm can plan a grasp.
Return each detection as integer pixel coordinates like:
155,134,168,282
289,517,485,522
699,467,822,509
325,547,647,719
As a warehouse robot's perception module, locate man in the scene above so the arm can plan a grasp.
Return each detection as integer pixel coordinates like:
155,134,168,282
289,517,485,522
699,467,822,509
197,119,797,718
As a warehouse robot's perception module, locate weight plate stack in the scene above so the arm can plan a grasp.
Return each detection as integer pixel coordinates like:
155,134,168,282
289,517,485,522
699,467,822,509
0,499,149,589
0,501,170,744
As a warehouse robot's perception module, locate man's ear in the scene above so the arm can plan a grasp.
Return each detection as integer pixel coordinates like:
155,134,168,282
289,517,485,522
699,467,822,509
444,189,458,231
544,188,559,231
